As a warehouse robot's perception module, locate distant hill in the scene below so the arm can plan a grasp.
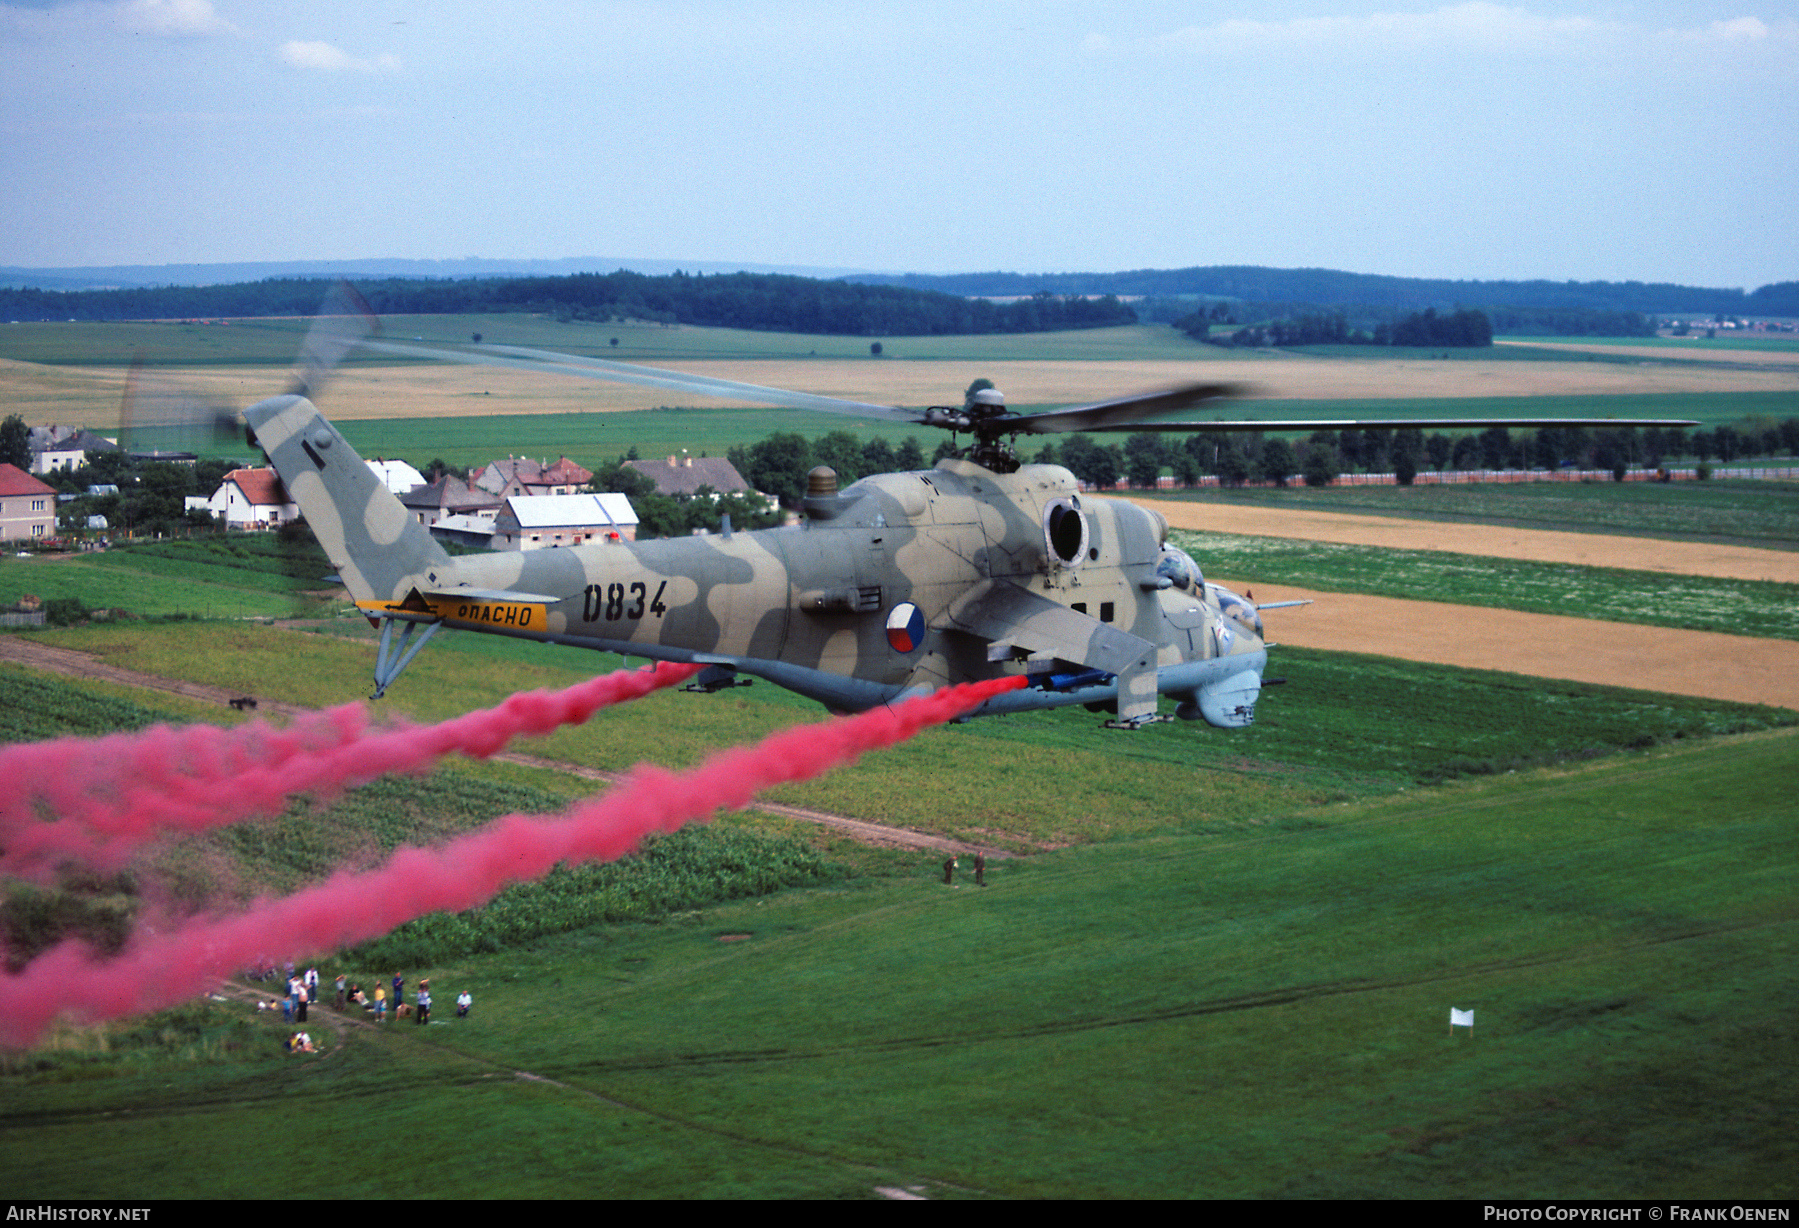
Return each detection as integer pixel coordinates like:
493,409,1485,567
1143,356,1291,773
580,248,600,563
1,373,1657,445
0,269,1135,336
842,267,1799,317
0,256,879,293
3,258,1793,330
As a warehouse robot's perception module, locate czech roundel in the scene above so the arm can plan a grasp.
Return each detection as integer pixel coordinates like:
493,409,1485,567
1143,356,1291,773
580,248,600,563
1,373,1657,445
885,602,925,653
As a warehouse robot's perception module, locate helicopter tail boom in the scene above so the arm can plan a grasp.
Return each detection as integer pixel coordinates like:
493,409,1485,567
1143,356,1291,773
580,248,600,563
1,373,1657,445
244,394,454,606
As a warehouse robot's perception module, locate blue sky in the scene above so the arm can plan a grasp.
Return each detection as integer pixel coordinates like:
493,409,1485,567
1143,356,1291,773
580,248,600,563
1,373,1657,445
2,0,1793,288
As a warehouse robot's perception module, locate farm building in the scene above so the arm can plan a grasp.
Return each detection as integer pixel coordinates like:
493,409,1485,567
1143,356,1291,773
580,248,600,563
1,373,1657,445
491,493,639,550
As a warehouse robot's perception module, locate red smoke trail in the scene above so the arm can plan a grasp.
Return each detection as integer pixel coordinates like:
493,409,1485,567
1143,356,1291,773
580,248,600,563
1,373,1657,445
0,674,1025,1047
0,662,700,875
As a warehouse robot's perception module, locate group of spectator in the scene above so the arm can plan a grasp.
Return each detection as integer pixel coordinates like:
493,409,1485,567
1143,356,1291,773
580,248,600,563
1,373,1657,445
253,963,474,1049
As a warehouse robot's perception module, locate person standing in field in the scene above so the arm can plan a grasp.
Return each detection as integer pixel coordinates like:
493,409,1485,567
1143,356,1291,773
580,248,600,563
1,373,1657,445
416,980,431,1026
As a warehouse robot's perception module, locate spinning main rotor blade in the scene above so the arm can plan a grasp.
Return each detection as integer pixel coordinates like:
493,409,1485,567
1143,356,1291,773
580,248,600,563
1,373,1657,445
1080,415,1701,433
120,356,239,450
287,280,382,401
360,340,922,424
1007,383,1249,434
352,337,1697,439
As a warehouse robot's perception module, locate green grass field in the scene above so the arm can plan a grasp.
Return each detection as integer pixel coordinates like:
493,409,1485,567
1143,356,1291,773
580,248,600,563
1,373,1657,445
0,537,343,621
3,712,1792,1198
2,575,1791,1197
334,405,938,471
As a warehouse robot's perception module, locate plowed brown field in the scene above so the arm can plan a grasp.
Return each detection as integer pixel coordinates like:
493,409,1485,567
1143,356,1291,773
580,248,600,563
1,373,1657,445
1139,501,1799,710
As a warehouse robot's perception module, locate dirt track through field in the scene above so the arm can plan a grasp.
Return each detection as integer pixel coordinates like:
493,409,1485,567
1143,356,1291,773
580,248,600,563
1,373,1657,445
1144,500,1799,583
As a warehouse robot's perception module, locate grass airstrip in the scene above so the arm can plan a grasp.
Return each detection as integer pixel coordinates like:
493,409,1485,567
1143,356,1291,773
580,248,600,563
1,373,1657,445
1,318,1795,1198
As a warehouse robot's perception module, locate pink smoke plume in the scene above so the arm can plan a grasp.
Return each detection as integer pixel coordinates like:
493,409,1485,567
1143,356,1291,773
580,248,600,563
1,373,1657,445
0,661,701,875
0,674,1027,1047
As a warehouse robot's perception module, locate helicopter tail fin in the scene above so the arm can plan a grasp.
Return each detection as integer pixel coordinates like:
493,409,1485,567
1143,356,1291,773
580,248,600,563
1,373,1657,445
242,394,452,605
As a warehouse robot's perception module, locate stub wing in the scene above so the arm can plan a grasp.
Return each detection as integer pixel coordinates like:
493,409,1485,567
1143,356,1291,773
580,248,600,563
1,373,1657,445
939,579,1160,725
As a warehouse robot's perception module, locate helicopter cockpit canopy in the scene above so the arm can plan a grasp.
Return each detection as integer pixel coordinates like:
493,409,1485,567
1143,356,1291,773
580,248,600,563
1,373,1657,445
1155,544,1204,593
1211,583,1264,638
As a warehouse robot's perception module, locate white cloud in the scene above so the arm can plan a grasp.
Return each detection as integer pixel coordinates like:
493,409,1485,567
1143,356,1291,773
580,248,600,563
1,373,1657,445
1710,16,1769,40
116,0,232,37
278,39,399,73
1,0,235,38
1154,4,1799,61
1160,3,1622,57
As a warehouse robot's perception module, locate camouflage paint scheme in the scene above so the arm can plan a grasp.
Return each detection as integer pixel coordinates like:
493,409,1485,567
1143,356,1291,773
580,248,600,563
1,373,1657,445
245,393,1269,728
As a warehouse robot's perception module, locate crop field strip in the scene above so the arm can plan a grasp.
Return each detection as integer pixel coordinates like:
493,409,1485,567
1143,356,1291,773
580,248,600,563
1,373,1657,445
1153,496,1799,710
1168,529,1799,640
1146,481,1799,553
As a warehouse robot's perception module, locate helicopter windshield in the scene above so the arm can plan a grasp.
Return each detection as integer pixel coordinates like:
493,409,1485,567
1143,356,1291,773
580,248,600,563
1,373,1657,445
1210,583,1265,637
1156,545,1204,592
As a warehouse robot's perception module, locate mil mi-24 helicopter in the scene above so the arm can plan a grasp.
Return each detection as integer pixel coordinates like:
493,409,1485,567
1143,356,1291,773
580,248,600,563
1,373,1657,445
229,304,1696,730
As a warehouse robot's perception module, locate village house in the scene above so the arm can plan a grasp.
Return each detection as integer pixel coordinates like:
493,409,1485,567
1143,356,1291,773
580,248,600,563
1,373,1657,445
196,468,300,529
400,475,503,529
0,464,57,541
472,456,594,499
623,453,753,497
490,493,639,550
365,458,427,494
27,426,120,476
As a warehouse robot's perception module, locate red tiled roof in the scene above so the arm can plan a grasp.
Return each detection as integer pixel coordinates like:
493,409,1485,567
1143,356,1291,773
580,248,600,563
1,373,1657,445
540,456,594,486
226,467,291,507
0,464,55,497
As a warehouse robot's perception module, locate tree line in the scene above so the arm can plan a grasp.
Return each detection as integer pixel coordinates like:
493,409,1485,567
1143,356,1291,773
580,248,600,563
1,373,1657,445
1070,419,1799,490
849,266,1799,316
693,417,1799,500
1180,306,1496,349
0,271,1134,337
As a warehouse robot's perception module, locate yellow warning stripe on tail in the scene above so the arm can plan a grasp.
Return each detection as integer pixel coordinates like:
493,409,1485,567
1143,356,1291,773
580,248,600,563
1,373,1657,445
358,596,549,633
